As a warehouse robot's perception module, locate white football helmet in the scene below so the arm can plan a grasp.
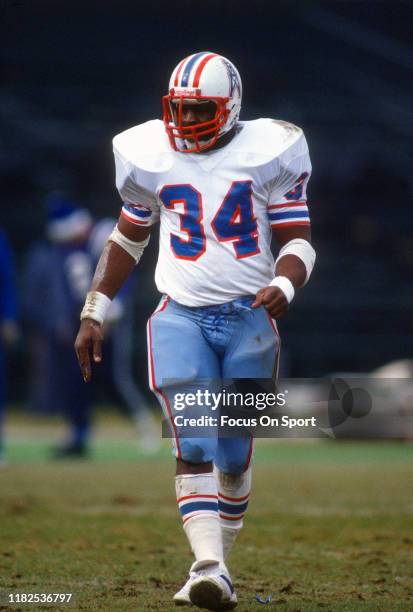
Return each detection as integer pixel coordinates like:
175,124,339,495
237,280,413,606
163,51,242,153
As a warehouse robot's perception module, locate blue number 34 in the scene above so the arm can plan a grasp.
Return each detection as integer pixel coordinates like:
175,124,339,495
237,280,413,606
159,181,260,260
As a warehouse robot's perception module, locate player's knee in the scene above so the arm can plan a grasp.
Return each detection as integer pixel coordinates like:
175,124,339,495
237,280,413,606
216,456,247,476
179,438,216,464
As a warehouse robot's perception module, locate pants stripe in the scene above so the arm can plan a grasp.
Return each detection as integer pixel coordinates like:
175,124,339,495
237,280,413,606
147,297,182,458
266,313,281,381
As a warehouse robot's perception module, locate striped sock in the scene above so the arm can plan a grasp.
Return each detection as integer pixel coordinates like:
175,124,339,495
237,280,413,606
175,473,225,572
216,465,252,560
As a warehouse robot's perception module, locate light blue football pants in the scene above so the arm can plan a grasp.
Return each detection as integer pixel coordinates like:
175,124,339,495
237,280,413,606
147,295,280,474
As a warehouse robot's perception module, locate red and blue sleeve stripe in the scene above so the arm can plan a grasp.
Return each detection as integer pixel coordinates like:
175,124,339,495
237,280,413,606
121,202,157,226
267,200,310,228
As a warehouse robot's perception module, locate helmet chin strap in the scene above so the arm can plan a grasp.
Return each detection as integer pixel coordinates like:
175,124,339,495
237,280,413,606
183,124,237,153
183,134,215,150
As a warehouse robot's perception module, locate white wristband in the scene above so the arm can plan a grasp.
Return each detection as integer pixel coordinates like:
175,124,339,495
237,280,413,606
269,276,295,304
80,291,112,325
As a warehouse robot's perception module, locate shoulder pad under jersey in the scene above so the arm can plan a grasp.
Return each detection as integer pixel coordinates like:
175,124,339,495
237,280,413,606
233,118,307,166
112,119,174,173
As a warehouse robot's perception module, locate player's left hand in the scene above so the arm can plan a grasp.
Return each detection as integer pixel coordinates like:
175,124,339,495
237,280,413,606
252,286,289,318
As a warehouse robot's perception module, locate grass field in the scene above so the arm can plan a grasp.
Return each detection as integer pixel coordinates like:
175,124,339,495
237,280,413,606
0,412,412,611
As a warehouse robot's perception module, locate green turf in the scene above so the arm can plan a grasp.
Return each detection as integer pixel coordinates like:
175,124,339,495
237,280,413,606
4,438,413,466
0,420,412,610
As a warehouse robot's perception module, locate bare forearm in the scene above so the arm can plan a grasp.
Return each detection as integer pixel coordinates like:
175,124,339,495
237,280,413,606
273,224,314,288
91,241,135,299
275,254,306,288
253,225,315,317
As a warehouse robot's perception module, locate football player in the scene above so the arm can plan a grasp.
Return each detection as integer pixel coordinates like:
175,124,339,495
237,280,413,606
75,52,316,610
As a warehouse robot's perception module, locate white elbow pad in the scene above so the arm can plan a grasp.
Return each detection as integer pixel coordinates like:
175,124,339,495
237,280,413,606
275,238,316,285
108,224,150,264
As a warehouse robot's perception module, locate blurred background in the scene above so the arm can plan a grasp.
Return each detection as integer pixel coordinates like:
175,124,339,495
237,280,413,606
1,0,412,456
1,4,412,607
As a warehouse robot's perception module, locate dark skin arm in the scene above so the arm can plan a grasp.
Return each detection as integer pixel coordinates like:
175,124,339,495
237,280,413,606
74,216,152,382
251,225,311,318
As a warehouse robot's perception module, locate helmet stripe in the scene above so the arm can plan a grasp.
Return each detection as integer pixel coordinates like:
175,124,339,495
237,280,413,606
192,53,218,87
174,57,188,87
180,52,209,87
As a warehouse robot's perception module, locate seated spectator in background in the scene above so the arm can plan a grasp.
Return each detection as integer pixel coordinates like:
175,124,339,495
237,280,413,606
0,230,19,465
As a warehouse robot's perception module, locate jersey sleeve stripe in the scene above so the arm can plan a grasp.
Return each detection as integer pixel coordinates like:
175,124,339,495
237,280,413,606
268,210,309,222
121,208,151,226
270,220,310,228
268,200,307,210
269,205,308,216
123,203,152,218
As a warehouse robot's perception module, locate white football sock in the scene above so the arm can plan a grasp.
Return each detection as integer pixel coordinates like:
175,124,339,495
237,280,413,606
215,465,252,560
175,473,226,573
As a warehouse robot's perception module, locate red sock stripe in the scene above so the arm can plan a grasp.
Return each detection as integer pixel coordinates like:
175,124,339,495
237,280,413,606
183,511,218,525
177,494,218,503
218,492,250,503
219,513,245,521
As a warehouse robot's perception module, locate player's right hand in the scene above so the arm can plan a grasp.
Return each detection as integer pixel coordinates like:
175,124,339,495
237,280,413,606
74,319,104,383
252,285,289,318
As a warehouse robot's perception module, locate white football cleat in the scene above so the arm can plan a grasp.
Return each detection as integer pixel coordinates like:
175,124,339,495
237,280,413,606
189,567,237,610
173,572,197,606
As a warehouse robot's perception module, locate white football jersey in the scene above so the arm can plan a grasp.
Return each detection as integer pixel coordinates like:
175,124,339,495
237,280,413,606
113,118,311,307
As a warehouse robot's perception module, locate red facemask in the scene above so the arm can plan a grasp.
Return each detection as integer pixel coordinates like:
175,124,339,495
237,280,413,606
162,94,229,153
